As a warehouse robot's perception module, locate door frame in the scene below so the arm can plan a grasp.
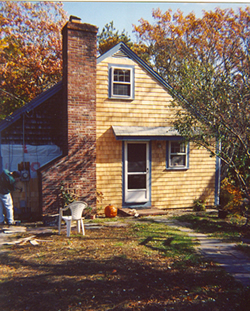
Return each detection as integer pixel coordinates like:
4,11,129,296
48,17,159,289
122,141,151,208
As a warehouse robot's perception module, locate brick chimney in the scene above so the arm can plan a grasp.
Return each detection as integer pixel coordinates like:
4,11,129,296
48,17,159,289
62,17,98,142
40,17,98,214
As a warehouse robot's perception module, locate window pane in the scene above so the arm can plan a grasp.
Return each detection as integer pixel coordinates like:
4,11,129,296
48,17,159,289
128,144,146,172
113,84,130,96
171,142,185,153
170,155,186,166
125,71,130,82
114,69,130,82
113,69,119,81
128,175,146,189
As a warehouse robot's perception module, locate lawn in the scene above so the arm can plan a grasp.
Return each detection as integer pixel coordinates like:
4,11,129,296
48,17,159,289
175,212,250,257
175,212,250,242
174,212,250,242
0,217,249,311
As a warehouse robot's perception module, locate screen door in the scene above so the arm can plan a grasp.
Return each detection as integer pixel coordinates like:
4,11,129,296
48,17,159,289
124,142,149,203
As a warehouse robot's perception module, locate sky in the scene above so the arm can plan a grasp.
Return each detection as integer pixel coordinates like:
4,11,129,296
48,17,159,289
62,1,250,40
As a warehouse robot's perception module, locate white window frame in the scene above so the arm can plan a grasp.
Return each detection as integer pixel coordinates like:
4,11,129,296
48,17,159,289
167,141,189,169
109,65,134,100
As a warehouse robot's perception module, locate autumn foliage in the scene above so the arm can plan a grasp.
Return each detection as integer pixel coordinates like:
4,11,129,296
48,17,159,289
134,7,250,200
220,178,243,213
133,7,250,85
0,1,67,119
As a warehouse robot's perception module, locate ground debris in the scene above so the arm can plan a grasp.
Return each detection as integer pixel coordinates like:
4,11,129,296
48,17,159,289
1,215,250,311
4,235,36,245
3,235,53,246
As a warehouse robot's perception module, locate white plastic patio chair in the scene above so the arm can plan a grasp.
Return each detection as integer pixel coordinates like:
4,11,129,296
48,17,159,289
58,201,88,237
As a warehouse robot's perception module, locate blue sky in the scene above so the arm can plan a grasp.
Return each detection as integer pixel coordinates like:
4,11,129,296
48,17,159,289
62,1,249,40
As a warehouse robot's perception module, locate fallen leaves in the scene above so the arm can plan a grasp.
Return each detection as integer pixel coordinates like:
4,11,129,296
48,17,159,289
0,222,248,310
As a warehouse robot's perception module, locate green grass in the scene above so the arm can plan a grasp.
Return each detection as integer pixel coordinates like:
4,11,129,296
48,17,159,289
174,213,250,243
131,221,202,268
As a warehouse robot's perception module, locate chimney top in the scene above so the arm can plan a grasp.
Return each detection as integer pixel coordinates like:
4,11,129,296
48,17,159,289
69,15,81,23
62,16,98,35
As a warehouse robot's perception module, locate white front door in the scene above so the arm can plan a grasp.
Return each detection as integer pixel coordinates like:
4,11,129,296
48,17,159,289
125,142,149,203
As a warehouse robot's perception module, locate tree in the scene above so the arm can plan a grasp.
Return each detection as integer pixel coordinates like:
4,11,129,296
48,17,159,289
134,7,250,202
98,21,132,55
0,1,68,119
98,21,150,64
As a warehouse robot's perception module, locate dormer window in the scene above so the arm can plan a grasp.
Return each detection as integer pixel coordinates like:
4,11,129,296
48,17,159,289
109,65,134,99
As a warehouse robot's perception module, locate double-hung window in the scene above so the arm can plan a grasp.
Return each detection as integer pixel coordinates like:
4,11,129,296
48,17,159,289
166,141,189,169
109,65,134,99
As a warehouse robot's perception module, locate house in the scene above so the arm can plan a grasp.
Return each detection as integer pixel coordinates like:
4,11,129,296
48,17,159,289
0,17,220,218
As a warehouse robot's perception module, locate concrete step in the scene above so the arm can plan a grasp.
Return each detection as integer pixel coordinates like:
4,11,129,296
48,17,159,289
118,207,169,217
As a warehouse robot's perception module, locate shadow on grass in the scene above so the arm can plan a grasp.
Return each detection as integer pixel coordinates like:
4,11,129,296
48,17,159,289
1,221,250,311
175,214,250,241
135,223,200,267
0,252,249,311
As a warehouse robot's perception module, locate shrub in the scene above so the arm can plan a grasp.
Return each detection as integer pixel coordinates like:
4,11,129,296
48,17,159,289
220,178,243,214
193,199,206,211
59,182,78,207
